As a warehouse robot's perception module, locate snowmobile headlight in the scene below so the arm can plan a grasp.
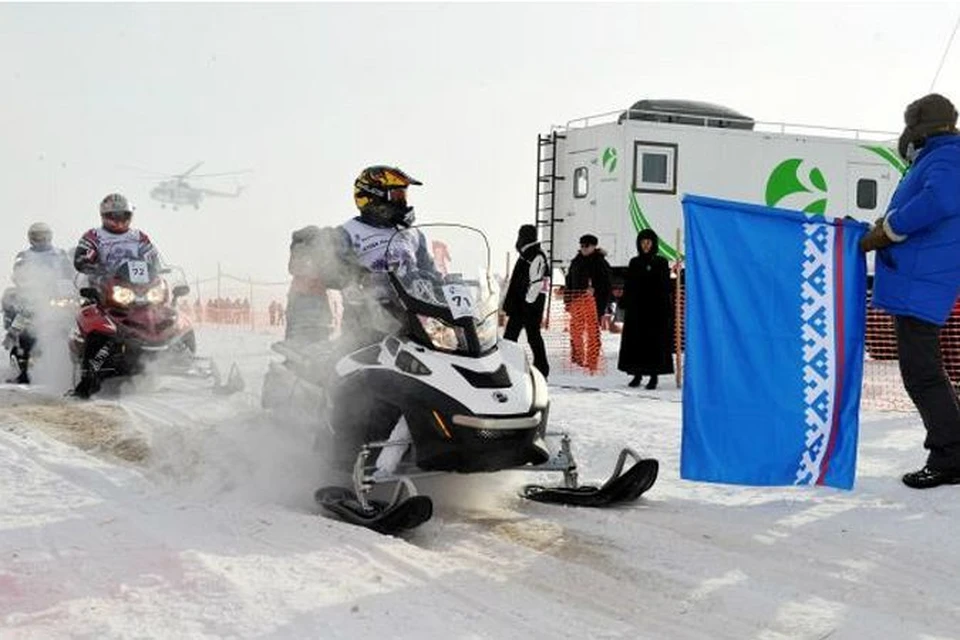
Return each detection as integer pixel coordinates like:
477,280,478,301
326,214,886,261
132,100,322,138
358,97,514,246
111,285,136,306
146,283,167,304
49,297,75,308
418,315,464,351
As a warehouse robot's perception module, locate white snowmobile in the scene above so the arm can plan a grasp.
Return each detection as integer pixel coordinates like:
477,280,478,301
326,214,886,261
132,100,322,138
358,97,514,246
262,223,658,534
2,279,77,384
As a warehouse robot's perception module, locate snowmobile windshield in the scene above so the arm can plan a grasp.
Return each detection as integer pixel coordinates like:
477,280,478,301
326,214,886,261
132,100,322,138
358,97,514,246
12,259,77,311
385,224,500,357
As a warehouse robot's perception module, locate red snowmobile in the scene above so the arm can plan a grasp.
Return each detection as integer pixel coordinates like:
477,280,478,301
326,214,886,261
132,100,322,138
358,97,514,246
69,259,225,397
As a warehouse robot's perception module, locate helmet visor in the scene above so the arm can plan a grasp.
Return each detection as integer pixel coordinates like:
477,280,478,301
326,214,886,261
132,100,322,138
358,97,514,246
385,186,408,205
102,210,132,223
29,230,52,246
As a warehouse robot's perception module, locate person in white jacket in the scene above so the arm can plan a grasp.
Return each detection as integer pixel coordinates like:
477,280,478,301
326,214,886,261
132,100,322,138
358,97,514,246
502,224,549,378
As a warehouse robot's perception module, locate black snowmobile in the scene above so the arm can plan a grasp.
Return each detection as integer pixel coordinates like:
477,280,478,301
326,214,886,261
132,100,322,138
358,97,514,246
262,224,658,534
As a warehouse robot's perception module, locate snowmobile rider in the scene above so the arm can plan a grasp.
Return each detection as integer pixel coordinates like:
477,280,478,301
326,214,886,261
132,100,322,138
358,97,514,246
74,193,160,281
283,165,437,350
71,193,160,398
341,165,434,281
2,222,75,384
341,165,443,344
285,225,334,344
293,165,437,478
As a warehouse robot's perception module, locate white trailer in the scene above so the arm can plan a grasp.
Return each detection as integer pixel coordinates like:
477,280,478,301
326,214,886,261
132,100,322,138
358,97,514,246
536,99,904,279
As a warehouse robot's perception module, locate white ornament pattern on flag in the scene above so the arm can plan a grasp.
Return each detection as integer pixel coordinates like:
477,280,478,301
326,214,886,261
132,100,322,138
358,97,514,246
797,221,836,485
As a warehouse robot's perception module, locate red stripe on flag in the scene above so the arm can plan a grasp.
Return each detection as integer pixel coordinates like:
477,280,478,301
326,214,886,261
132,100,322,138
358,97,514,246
818,223,845,485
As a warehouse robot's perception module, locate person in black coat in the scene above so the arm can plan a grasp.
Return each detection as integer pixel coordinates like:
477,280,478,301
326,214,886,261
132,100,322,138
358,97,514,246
563,234,612,370
617,228,674,389
503,224,549,378
564,234,612,320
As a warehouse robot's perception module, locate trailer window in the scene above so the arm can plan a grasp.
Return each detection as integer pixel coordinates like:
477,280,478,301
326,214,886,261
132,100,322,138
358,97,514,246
857,178,877,210
573,167,589,198
633,141,677,194
643,154,667,183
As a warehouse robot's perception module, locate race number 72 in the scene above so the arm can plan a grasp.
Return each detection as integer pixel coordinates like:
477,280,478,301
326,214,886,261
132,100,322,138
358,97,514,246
128,260,149,284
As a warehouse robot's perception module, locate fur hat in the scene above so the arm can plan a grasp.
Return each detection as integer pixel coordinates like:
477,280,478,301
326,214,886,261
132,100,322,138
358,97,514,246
898,93,958,159
579,234,599,247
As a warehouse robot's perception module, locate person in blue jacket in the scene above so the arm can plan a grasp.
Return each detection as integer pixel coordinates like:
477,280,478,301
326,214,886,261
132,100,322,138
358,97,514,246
860,93,960,489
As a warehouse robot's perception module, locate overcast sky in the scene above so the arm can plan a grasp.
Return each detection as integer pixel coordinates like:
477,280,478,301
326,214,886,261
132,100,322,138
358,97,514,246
2,1,958,297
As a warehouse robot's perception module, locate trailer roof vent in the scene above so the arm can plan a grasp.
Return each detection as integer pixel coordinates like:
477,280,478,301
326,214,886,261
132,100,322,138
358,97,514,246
618,99,755,130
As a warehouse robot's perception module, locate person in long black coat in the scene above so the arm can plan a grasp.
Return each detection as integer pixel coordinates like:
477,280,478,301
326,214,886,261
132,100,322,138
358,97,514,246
617,228,674,389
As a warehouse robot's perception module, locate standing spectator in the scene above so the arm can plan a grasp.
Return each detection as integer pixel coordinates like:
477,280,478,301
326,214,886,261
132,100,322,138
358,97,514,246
268,300,278,326
617,229,674,389
860,92,960,489
502,224,549,378
241,298,251,325
194,298,203,324
564,234,611,370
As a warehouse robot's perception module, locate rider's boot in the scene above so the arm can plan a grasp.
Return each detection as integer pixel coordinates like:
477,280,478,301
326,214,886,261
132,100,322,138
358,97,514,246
71,336,111,399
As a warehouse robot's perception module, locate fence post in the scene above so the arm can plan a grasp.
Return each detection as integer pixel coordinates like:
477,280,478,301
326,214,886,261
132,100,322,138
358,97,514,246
248,276,255,330
675,227,683,389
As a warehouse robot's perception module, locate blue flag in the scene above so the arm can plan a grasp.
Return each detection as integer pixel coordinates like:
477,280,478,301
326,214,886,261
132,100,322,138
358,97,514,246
680,195,869,490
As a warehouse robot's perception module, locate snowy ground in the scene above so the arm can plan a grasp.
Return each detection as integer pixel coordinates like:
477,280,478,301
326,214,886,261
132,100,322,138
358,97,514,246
2,326,959,639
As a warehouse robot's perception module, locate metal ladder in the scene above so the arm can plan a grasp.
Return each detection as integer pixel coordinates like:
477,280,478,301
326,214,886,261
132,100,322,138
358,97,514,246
534,133,566,323
534,132,565,273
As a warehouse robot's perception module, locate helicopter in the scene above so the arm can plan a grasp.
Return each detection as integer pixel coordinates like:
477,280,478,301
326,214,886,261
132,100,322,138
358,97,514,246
124,162,251,211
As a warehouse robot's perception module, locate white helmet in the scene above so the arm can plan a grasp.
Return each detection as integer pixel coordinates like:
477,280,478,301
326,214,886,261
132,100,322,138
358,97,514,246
100,192,133,216
27,222,53,249
99,193,134,233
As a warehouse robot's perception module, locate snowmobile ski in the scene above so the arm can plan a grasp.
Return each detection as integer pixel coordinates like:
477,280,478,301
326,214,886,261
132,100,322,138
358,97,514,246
522,451,658,507
315,485,433,535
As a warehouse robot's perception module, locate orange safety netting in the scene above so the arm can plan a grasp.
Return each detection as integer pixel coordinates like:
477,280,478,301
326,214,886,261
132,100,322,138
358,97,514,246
670,267,960,412
539,289,606,375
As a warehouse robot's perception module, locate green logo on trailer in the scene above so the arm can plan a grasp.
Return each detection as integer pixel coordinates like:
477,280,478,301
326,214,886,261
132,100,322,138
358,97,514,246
601,147,618,173
765,158,828,214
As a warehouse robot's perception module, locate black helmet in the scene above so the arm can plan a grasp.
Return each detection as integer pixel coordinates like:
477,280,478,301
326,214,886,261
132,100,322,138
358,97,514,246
353,165,422,228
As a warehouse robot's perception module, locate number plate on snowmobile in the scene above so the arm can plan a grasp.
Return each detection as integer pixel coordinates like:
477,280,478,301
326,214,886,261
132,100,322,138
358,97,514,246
128,260,150,284
442,284,475,319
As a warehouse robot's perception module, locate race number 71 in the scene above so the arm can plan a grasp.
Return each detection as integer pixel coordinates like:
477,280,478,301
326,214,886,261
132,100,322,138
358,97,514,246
442,284,475,319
